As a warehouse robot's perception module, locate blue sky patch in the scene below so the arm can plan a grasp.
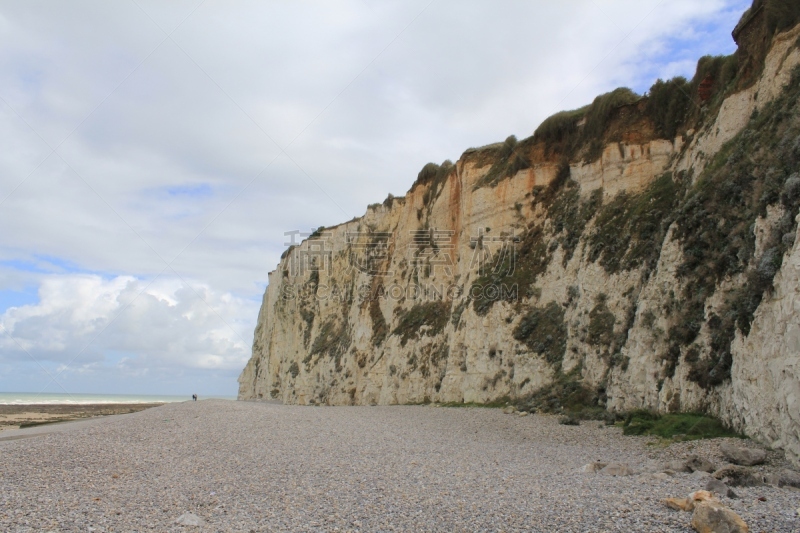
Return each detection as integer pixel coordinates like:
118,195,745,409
628,2,748,95
0,255,86,275
165,183,213,197
0,286,39,310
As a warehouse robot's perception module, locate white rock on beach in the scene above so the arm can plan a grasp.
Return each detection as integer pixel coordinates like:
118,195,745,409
720,442,767,466
175,512,204,526
580,462,607,474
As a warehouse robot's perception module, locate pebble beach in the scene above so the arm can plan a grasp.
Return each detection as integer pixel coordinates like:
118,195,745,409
1,400,798,532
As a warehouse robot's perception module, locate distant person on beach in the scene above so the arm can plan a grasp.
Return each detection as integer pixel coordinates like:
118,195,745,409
192,394,197,401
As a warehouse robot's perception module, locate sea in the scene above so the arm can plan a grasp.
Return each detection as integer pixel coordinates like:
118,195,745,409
0,392,236,405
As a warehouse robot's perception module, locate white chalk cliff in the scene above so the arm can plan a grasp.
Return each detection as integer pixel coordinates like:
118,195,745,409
240,6,800,465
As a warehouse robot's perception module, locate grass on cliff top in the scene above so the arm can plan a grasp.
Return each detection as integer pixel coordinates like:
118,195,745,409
411,160,454,203
737,0,800,40
531,49,742,162
622,410,744,440
533,87,640,161
471,135,533,190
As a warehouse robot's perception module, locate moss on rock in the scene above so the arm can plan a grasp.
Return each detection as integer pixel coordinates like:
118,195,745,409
393,301,451,346
512,301,567,369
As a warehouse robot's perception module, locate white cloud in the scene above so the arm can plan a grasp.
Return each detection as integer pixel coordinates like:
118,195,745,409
0,274,257,392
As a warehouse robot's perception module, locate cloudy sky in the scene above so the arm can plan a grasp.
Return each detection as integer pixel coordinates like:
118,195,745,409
0,0,749,396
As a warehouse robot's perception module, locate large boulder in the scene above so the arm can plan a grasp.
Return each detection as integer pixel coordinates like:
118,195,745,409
175,513,205,527
779,469,800,488
666,459,692,473
691,501,749,533
713,465,763,487
690,470,713,483
719,442,767,466
705,477,738,499
686,455,716,473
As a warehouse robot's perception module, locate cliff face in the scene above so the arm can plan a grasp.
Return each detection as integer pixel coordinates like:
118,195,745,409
240,14,800,464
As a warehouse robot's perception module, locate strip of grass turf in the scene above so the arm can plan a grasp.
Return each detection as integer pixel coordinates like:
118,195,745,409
622,410,744,440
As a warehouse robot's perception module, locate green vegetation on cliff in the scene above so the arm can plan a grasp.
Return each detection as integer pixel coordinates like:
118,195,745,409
411,160,455,205
534,88,641,161
546,177,603,265
514,367,608,421
308,318,350,370
512,301,567,369
670,65,800,388
393,301,451,346
587,172,680,275
470,224,550,316
472,135,533,189
369,283,388,346
527,48,743,167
